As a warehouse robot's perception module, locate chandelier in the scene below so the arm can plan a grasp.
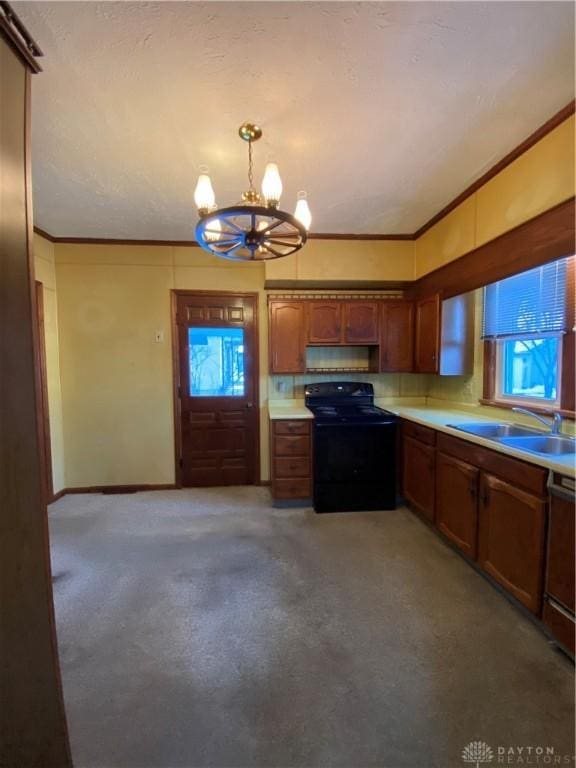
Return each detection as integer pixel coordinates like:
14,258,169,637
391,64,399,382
194,122,312,261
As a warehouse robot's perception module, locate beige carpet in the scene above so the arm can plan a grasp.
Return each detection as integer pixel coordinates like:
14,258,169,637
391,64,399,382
48,487,574,768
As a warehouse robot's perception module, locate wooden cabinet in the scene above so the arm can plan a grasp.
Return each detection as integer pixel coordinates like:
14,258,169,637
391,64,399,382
414,294,440,373
343,302,379,343
546,491,575,612
436,452,479,559
402,426,435,521
307,301,379,345
270,419,312,502
477,473,546,614
269,301,305,373
543,483,575,654
307,302,342,344
380,301,414,372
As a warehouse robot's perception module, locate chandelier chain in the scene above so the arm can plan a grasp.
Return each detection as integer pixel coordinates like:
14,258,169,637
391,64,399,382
248,140,254,192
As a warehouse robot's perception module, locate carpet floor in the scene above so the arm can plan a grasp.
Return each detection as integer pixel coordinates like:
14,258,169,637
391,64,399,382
49,487,574,768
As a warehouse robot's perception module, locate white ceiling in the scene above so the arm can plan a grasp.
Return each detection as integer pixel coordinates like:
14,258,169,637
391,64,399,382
15,1,575,239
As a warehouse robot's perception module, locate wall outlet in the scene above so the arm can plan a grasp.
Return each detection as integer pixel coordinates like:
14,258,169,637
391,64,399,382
154,330,164,343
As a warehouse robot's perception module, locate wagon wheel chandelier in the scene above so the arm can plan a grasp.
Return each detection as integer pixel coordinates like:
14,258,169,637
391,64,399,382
194,122,312,261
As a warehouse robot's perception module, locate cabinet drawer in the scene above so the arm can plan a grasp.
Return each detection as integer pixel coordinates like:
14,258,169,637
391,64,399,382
543,599,575,655
273,477,312,499
275,456,310,478
403,420,436,446
273,420,310,436
274,434,310,457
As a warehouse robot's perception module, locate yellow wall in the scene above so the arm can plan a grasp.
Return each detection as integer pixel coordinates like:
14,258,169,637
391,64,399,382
415,115,575,278
54,244,266,486
33,234,65,493
265,239,415,282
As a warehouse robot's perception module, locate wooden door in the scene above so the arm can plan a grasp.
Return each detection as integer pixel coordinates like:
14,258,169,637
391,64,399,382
402,435,435,520
545,492,575,611
174,292,259,487
478,473,546,614
268,301,305,373
381,302,414,372
415,294,440,373
436,452,479,559
343,302,379,343
307,301,342,344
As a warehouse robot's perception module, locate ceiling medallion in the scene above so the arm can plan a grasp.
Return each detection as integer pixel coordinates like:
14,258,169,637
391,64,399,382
193,122,312,261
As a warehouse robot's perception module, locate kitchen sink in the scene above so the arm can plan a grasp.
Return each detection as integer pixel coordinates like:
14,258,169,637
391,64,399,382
448,422,544,439
498,435,576,456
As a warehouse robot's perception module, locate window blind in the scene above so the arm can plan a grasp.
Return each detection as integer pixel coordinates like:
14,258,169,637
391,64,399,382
482,257,571,339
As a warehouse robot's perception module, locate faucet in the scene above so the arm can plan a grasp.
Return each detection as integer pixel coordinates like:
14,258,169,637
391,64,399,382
512,407,564,435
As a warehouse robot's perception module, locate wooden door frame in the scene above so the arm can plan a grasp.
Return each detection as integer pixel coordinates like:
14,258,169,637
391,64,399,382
34,281,54,504
171,289,261,488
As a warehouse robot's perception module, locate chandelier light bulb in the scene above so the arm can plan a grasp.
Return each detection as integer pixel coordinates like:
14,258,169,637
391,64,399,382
194,165,216,214
204,217,222,242
294,191,312,230
261,162,283,207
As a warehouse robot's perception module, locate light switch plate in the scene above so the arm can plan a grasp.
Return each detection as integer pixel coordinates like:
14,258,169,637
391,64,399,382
154,330,164,343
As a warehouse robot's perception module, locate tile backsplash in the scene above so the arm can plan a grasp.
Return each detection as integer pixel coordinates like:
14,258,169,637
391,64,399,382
270,372,429,399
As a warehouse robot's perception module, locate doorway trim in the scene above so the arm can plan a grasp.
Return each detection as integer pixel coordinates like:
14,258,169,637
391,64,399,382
171,289,261,488
35,281,54,504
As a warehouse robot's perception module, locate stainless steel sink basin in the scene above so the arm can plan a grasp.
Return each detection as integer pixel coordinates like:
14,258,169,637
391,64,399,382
448,422,544,439
498,435,576,456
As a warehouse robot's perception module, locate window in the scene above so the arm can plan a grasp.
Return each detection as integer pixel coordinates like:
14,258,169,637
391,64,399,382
482,256,574,411
189,327,245,396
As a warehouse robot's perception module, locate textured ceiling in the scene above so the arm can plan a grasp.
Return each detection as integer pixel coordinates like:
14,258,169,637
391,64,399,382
15,1,576,239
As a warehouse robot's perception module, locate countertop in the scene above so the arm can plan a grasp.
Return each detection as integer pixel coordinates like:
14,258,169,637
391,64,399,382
268,399,575,477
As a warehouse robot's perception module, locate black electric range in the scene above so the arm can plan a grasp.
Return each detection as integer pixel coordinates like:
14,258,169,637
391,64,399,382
305,382,397,513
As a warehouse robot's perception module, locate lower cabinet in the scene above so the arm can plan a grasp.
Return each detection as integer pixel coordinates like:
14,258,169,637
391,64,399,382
270,419,312,503
435,452,479,559
402,435,435,521
477,474,546,615
542,483,575,654
402,423,549,619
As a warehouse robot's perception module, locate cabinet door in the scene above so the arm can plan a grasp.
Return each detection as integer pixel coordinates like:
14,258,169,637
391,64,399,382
436,452,479,559
307,302,342,344
478,473,546,614
546,493,575,612
269,301,305,373
414,295,440,373
402,435,435,521
381,302,414,372
343,302,379,343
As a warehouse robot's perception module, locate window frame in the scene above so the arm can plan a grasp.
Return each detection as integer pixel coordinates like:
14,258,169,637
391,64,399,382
482,256,575,418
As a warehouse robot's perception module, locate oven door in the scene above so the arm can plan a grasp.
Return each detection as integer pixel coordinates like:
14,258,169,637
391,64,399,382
313,422,396,512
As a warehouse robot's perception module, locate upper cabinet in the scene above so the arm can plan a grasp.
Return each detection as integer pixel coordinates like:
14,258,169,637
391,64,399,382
381,301,414,372
343,302,379,343
269,301,306,374
268,293,472,376
414,295,441,373
307,302,342,344
307,301,379,345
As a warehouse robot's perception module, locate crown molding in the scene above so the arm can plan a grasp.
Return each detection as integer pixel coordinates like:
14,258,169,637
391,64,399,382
33,100,575,246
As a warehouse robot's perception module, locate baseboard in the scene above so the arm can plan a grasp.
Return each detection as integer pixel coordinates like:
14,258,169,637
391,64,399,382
56,483,177,497
50,489,66,503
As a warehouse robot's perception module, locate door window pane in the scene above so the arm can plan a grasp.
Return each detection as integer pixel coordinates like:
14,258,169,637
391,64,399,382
189,327,245,396
499,336,559,402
